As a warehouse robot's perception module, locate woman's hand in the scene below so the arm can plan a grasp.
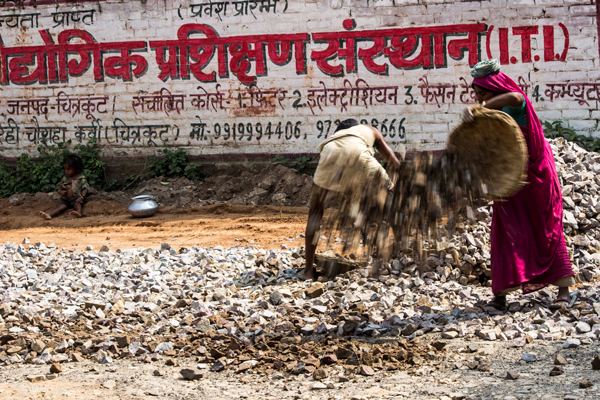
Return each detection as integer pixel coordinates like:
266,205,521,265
462,106,475,123
75,196,84,204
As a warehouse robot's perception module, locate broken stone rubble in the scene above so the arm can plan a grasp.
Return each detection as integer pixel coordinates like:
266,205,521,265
2,138,600,381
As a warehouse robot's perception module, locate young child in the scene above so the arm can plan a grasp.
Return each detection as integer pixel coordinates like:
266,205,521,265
39,154,90,219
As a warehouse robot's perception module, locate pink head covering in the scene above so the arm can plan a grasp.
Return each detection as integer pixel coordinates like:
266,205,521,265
472,71,544,162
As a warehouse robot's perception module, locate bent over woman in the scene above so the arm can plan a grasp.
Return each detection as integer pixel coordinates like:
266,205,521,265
464,60,575,310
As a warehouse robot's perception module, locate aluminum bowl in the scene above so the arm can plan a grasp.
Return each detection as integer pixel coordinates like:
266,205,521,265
128,195,158,218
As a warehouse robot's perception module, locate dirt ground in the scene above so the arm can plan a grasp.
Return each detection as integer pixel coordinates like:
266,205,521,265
0,163,320,251
0,200,312,251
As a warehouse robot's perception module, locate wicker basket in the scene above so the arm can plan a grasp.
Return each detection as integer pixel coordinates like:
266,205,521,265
447,106,528,199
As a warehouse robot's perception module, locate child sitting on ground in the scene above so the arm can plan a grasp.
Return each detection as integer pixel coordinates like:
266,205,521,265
39,154,90,219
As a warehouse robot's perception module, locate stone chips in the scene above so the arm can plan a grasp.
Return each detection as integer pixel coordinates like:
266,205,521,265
1,138,600,378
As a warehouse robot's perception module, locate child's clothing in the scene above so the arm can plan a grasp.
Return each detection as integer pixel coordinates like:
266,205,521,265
57,175,90,208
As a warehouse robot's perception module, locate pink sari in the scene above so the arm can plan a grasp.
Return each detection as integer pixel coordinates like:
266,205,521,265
473,72,574,295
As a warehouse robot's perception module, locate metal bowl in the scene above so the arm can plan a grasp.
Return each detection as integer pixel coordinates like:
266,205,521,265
128,195,158,218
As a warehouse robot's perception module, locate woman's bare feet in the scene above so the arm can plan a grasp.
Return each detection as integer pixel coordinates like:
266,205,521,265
299,267,315,281
38,211,52,220
69,210,82,218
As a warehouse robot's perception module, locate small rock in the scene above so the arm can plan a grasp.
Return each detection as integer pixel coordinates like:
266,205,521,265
477,361,490,372
211,360,225,372
562,338,581,349
237,361,256,373
99,355,113,364
506,371,520,380
174,299,189,308
306,283,325,299
270,291,282,306
320,355,338,365
311,382,328,390
431,341,446,351
466,344,478,353
549,366,563,376
358,365,374,376
576,321,591,333
313,369,328,380
554,354,568,365
521,353,537,363
442,331,459,339
49,363,62,374
402,324,416,336
165,359,179,367
27,375,46,383
213,288,227,301
180,369,203,381
31,340,45,354
579,379,593,388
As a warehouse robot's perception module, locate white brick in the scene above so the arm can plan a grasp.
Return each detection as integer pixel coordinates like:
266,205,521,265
562,110,591,119
569,5,597,16
510,0,536,6
460,9,491,20
482,0,509,9
421,123,450,133
568,120,598,131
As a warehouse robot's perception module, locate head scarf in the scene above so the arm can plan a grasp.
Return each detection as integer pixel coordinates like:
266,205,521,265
472,64,544,162
470,59,501,78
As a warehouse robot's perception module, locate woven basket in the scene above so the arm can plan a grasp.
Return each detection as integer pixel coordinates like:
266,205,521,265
447,106,528,199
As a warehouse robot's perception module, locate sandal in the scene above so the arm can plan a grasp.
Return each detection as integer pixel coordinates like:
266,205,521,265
485,297,507,310
549,297,570,310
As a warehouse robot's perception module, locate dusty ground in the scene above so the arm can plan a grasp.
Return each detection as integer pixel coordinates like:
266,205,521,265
1,163,317,251
0,199,311,251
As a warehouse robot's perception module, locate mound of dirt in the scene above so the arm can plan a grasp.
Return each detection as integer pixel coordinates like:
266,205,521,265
97,163,314,209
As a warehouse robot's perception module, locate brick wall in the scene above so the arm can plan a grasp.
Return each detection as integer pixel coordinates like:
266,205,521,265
0,0,598,159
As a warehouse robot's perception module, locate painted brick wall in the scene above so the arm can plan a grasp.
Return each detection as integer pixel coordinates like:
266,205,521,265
0,0,598,159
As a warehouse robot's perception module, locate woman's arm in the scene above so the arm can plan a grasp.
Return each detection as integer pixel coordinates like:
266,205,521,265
482,92,523,110
463,92,524,122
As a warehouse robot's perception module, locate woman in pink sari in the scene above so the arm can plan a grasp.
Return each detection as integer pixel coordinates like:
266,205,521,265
464,60,575,310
